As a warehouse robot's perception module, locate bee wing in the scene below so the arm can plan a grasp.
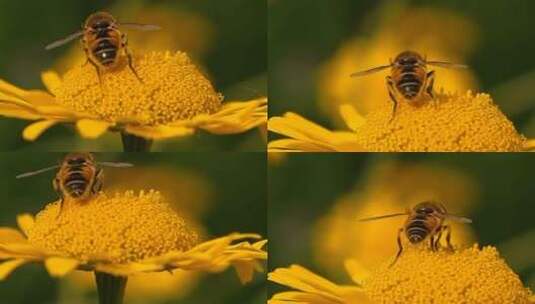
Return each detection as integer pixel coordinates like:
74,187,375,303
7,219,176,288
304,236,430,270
45,31,85,50
445,214,472,224
118,23,161,31
98,162,134,168
350,64,391,77
426,61,468,69
359,212,407,222
16,165,60,179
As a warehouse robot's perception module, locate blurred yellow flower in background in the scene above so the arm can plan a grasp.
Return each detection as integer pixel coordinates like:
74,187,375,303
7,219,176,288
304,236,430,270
0,51,267,142
313,160,478,275
269,91,534,152
318,6,478,121
270,246,535,304
60,167,214,302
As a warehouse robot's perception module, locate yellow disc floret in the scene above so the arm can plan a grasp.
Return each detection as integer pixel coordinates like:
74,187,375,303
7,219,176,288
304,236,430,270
364,245,533,304
354,91,526,151
27,190,198,264
53,51,223,125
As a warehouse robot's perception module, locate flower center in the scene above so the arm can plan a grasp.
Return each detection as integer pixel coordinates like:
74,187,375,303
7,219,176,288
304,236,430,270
364,245,532,304
53,51,223,125
27,190,198,264
354,91,526,152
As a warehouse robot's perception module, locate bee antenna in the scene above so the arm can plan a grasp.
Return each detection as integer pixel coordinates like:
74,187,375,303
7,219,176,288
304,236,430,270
98,162,134,168
16,165,60,179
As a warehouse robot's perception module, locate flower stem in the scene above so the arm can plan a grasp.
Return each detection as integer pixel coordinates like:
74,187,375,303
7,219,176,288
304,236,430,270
121,132,153,152
95,272,128,304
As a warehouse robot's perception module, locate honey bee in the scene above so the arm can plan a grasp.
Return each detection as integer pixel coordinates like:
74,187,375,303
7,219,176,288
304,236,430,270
16,153,133,216
359,201,472,265
351,51,467,119
45,11,160,83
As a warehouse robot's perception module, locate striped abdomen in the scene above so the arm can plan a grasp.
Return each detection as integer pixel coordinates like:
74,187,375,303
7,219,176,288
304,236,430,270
405,213,430,244
63,159,91,198
90,29,119,67
396,65,423,99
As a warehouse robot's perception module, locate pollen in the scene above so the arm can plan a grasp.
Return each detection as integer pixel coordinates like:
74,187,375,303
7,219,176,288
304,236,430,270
27,190,199,264
363,245,533,304
53,51,223,125
354,91,526,151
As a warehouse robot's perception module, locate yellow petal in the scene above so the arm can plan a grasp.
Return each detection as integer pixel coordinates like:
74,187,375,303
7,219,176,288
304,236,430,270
16,214,34,237
22,120,59,141
0,259,27,280
41,71,62,96
76,119,111,138
339,104,365,131
344,259,370,285
44,257,79,277
125,124,195,139
233,260,256,284
0,228,26,243
0,103,41,120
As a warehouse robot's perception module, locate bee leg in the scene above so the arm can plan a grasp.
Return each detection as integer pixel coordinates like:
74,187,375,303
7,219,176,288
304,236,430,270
390,227,404,267
53,177,64,218
433,226,445,251
122,34,143,83
425,70,436,105
91,168,103,195
386,76,398,121
443,225,454,251
83,47,103,87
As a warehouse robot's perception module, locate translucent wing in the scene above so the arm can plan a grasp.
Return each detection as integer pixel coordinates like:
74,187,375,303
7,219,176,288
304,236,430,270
350,64,391,77
445,214,472,224
118,23,161,31
426,61,468,69
98,162,134,168
359,212,407,222
16,165,60,179
45,31,84,50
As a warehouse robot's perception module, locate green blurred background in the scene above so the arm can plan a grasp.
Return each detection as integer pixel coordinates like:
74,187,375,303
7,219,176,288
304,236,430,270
0,152,266,304
268,153,535,296
0,0,266,151
269,0,535,136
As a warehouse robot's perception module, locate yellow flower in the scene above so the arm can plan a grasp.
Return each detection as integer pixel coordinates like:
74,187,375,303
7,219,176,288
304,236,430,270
60,168,214,301
313,160,477,272
0,190,266,284
0,51,267,142
269,245,534,304
269,91,535,152
318,6,478,120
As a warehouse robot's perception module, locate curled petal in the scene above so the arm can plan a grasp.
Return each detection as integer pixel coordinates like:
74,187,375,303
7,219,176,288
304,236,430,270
22,120,60,141
0,228,26,244
268,113,361,152
76,119,112,139
41,71,62,96
0,259,28,280
269,265,370,304
125,124,195,139
16,214,35,237
44,257,79,277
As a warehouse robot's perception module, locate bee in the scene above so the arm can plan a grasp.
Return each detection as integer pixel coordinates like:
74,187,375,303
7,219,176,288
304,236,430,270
351,51,467,119
359,201,472,266
45,11,161,84
16,153,133,216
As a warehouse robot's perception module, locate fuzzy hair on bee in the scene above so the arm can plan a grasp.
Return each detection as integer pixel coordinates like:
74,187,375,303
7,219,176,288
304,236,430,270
45,11,161,85
16,153,133,217
351,50,467,120
359,201,472,266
